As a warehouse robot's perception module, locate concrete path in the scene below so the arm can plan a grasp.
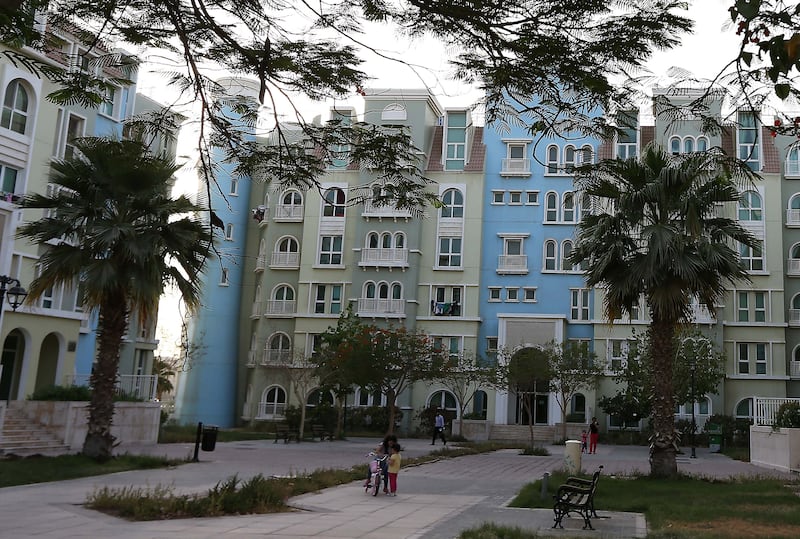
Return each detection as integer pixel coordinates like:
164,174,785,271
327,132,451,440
0,438,792,539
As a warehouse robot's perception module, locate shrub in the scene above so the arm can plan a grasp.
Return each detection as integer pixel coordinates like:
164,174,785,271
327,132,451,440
520,446,550,456
30,384,92,401
773,401,800,429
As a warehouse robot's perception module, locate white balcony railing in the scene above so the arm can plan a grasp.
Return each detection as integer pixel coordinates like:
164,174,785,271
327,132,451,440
251,301,263,318
63,374,158,401
788,258,800,276
500,158,531,175
790,361,800,378
246,350,257,368
359,248,409,267
257,402,286,418
261,349,292,366
361,199,412,218
786,209,800,226
264,300,296,315
790,309,800,326
274,204,304,221
357,298,405,316
755,397,800,426
786,159,800,178
271,252,300,268
497,255,528,273
255,254,266,272
689,304,715,324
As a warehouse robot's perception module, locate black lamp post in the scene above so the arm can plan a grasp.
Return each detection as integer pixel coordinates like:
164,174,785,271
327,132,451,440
0,275,27,312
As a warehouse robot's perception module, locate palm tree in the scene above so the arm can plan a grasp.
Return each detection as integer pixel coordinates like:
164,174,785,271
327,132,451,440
569,144,758,477
18,138,212,460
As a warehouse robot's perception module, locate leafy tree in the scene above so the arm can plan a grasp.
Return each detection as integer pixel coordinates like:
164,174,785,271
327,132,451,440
545,341,603,442
284,353,319,440
153,356,178,401
570,145,757,477
17,138,212,460
433,352,495,437
499,346,552,449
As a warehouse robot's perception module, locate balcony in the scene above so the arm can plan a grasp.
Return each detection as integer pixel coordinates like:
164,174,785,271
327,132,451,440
264,299,296,316
251,205,268,225
254,254,266,272
357,298,405,317
497,255,528,274
789,309,800,326
257,402,286,418
250,301,263,319
273,204,304,222
246,350,258,368
500,158,531,176
361,199,412,220
689,304,715,324
786,159,800,178
260,349,292,366
358,248,409,269
788,258,800,276
270,252,300,269
63,374,157,401
791,361,800,378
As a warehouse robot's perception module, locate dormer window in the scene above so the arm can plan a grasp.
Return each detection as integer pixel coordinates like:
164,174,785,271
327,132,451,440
445,111,467,171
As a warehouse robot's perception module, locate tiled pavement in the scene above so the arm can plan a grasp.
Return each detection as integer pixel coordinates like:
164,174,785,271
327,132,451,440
0,438,792,538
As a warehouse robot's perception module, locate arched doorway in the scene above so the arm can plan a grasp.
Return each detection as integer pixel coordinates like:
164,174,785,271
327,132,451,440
0,330,26,400
34,333,60,392
508,347,550,425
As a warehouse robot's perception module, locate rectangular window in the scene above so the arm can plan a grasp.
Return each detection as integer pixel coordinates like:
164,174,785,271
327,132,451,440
62,113,86,160
99,86,117,118
526,191,539,205
615,111,638,159
506,287,519,302
738,111,760,170
220,267,229,286
445,111,467,171
754,292,766,322
319,235,343,265
433,336,463,365
230,178,239,196
509,191,522,205
314,284,343,314
523,287,537,302
608,339,628,371
492,191,505,204
0,165,19,196
570,288,590,321
437,236,462,267
738,292,749,322
739,242,764,272
431,286,462,316
488,287,501,302
738,343,750,374
486,337,498,353
756,343,767,374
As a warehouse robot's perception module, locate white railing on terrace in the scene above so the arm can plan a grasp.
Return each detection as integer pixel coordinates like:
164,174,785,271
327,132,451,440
786,159,800,178
689,304,715,324
788,258,800,275
271,252,300,268
754,397,800,426
360,248,409,266
274,204,304,220
251,301,263,318
261,349,292,366
786,209,800,225
361,200,412,218
790,361,800,378
63,374,158,401
789,309,800,326
257,402,286,418
264,299,296,315
497,255,528,272
357,298,405,316
501,158,531,175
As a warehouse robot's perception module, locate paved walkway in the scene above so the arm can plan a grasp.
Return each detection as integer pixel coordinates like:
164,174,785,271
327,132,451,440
0,439,793,539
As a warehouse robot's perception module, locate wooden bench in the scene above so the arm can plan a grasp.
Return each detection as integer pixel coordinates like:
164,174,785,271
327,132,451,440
552,466,603,530
311,424,334,441
273,423,299,443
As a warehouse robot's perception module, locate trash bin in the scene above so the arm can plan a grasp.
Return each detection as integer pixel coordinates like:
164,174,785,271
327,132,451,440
707,423,722,453
201,425,218,451
564,440,582,475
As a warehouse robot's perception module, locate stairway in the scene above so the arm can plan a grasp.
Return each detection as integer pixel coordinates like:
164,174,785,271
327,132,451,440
0,407,71,457
490,423,556,443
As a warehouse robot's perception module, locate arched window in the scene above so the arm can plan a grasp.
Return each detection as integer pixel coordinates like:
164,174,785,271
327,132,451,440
683,138,694,153
561,240,574,271
735,397,753,420
1,80,29,135
224,223,234,240
307,388,335,407
323,187,346,217
364,282,376,299
268,333,291,353
441,188,464,218
381,103,407,121
697,137,709,152
545,192,558,222
367,232,379,248
258,239,266,258
378,282,389,299
283,190,302,206
391,283,402,299
428,390,458,415
793,345,800,363
790,243,800,261
273,284,295,302
579,145,593,165
276,236,299,253
738,191,762,221
381,232,392,249
260,386,287,417
546,145,559,174
562,192,575,222
790,193,800,210
580,193,592,221
670,137,680,154
564,146,576,172
356,387,385,407
544,240,557,271
394,233,405,249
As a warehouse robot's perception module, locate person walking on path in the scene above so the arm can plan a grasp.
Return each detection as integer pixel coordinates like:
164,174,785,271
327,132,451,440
431,410,446,445
588,417,599,454
387,444,402,496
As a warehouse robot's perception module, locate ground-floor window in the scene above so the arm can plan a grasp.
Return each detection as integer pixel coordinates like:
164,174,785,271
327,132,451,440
259,386,286,418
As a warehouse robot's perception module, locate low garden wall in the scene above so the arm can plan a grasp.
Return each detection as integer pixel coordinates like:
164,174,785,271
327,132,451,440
451,419,492,440
750,425,800,473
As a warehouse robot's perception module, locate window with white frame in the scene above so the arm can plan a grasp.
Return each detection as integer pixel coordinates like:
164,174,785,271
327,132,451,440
735,397,754,420
488,287,501,301
0,164,19,198
607,339,632,371
230,177,239,195
271,284,294,312
509,191,522,205
546,145,559,174
739,241,764,272
356,387,386,406
615,110,638,159
787,146,800,177
545,192,558,222
313,284,343,314
737,342,768,375
1,80,29,135
523,287,537,302
788,193,800,223
543,240,557,271
224,223,234,241
319,235,343,265
433,336,463,365
437,236,462,268
738,190,763,221
441,188,464,218
504,142,529,173
57,112,86,160
562,192,576,222
330,109,351,167
577,144,594,166
322,187,346,217
99,85,118,118
563,145,576,172
431,285,462,316
492,190,504,204
579,193,592,222
260,386,287,417
220,267,229,286
526,191,539,205
506,287,519,302
561,240,575,271
738,110,760,169
445,111,467,171
737,291,767,322
570,288,590,321
486,337,498,354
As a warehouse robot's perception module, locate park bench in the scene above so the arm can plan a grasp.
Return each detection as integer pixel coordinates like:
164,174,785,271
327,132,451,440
273,423,299,443
311,424,334,441
552,465,603,530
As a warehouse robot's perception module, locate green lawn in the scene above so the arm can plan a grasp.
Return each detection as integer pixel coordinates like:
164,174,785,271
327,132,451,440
508,471,800,538
0,454,183,488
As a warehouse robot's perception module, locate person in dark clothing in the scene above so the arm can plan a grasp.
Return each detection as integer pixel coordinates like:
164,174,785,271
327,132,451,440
588,417,599,454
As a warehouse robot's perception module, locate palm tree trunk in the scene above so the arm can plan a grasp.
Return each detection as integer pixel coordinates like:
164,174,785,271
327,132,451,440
82,293,128,461
649,315,678,477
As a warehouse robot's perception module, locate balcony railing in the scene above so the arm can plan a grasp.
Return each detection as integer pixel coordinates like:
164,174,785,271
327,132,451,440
790,309,800,326
270,252,300,268
359,248,409,267
361,199,412,219
689,304,715,324
274,204,304,221
246,350,257,368
257,402,286,418
255,254,266,272
264,300,296,315
790,361,800,378
500,158,531,175
261,349,292,366
63,374,158,401
788,258,800,276
251,301,263,319
357,298,405,316
787,209,800,226
786,159,800,178
755,397,800,426
497,255,528,273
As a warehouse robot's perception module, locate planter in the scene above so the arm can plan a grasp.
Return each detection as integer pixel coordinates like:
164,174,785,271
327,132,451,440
749,425,800,473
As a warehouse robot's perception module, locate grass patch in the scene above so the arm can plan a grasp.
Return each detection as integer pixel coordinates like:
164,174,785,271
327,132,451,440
158,424,277,443
721,445,750,462
509,471,800,538
0,453,183,488
459,522,543,538
520,446,551,456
